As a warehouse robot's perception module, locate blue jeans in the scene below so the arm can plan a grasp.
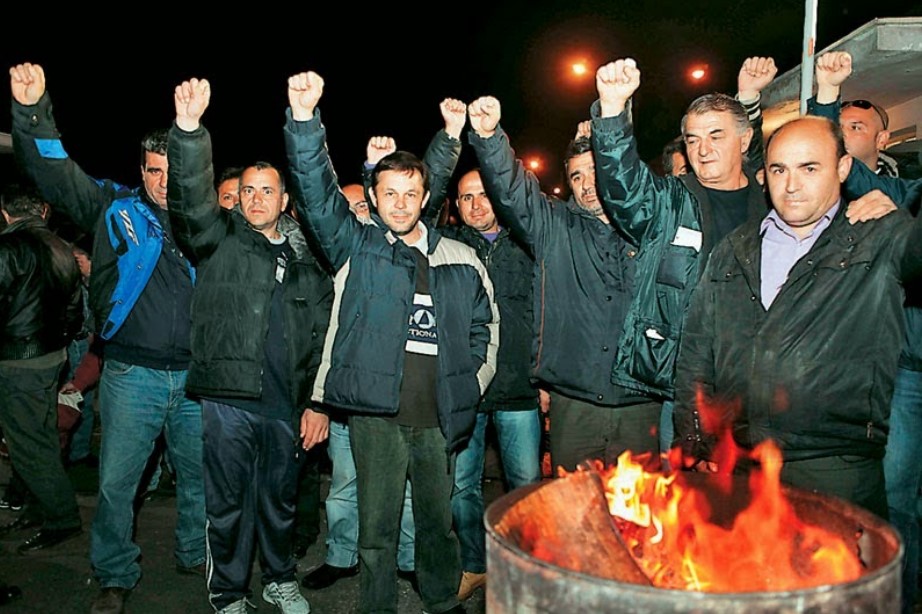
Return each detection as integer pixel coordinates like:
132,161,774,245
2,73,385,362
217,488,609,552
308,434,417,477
451,409,541,573
884,367,922,614
90,360,206,589
66,337,96,462
325,419,415,570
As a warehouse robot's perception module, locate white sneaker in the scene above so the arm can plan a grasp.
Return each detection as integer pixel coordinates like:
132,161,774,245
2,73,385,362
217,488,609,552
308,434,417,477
262,581,311,614
216,597,250,614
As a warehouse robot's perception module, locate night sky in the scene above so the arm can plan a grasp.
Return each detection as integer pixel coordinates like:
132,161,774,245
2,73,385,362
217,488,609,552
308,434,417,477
2,1,920,197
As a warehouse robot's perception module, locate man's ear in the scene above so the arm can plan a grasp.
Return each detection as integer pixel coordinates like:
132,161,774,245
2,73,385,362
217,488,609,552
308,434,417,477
282,192,290,211
368,187,377,209
740,127,754,154
876,129,891,153
837,153,854,183
422,191,430,209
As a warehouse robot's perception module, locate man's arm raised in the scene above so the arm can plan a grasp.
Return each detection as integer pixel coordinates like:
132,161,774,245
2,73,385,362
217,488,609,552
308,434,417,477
10,62,121,233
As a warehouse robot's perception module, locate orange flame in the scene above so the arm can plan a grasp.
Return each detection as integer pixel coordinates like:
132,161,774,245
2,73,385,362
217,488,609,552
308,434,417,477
600,441,863,592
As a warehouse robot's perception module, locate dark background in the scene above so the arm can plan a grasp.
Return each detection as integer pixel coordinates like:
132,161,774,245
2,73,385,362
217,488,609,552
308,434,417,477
1,1,920,196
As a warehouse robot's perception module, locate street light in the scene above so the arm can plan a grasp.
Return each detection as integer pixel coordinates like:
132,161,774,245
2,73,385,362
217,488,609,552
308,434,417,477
689,65,709,82
527,157,542,172
572,62,589,76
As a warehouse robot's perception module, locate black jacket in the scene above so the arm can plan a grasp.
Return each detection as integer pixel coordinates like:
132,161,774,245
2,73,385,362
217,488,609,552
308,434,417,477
167,124,332,416
469,126,647,407
442,225,537,411
0,216,82,360
675,199,922,463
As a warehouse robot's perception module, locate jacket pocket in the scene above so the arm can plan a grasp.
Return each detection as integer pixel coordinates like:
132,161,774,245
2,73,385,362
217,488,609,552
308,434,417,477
656,244,697,290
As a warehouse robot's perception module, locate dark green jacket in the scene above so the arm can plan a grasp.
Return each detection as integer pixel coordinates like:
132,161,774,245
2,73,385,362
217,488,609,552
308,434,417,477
590,107,766,398
674,198,922,462
167,124,332,417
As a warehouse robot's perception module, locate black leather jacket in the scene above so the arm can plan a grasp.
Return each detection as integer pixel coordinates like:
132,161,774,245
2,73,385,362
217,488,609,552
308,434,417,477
0,216,82,360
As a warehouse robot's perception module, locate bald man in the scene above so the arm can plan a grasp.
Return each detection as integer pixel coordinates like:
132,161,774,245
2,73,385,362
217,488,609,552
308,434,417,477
675,116,922,517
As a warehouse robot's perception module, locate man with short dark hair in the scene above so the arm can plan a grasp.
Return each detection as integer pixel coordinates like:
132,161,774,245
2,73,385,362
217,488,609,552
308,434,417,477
674,116,922,515
661,137,688,177
0,186,82,554
442,168,540,600
169,77,331,614
10,62,206,614
216,166,244,209
285,71,497,614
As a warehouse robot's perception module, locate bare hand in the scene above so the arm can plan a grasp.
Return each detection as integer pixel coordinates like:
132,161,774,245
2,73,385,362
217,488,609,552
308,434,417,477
288,71,324,122
300,408,330,450
596,59,640,117
737,56,777,101
10,63,46,106
815,52,852,88
440,98,467,140
538,389,551,414
366,136,397,166
846,189,897,224
574,120,591,140
174,78,211,132
468,96,501,138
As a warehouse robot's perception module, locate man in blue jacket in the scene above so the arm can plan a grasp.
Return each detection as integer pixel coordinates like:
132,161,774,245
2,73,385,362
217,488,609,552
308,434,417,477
10,63,205,614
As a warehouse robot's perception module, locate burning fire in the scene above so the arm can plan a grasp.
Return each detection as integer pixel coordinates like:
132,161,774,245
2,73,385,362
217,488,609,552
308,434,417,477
597,441,863,592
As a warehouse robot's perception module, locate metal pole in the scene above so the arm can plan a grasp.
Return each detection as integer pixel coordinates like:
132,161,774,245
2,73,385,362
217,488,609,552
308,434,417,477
800,0,819,115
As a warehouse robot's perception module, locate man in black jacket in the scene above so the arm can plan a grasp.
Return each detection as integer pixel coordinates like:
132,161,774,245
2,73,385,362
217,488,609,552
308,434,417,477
0,187,82,554
674,116,922,517
444,169,540,600
169,78,332,614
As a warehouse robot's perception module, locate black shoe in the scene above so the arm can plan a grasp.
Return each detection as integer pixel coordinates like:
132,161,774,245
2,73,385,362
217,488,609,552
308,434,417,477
16,526,82,554
0,514,41,536
397,569,420,595
0,583,22,606
90,587,130,614
301,563,358,589
292,537,315,560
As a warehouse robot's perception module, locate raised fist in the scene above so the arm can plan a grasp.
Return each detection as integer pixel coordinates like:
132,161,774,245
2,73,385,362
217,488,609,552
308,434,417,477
815,52,852,88
174,78,211,132
440,98,467,140
467,97,501,138
10,63,46,106
366,136,397,166
737,56,777,100
288,71,324,121
596,59,640,116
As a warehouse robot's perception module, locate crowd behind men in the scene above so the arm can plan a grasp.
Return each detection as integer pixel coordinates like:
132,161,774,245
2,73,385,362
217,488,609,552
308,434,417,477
1,47,921,614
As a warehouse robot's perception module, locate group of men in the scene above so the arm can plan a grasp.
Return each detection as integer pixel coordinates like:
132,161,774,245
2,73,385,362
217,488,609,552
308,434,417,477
2,46,921,614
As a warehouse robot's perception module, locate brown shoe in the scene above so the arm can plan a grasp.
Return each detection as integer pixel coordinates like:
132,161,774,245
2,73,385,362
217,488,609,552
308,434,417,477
90,587,130,614
457,571,486,600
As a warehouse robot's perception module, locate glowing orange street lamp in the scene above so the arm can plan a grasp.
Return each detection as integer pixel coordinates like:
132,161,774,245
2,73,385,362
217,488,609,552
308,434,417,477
572,62,589,76
553,187,562,195
527,157,542,172
690,66,708,81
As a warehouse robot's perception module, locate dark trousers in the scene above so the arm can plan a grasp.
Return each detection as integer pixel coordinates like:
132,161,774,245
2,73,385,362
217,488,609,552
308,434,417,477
0,359,80,530
202,401,302,610
295,445,322,546
548,392,662,472
350,416,460,614
780,454,888,519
